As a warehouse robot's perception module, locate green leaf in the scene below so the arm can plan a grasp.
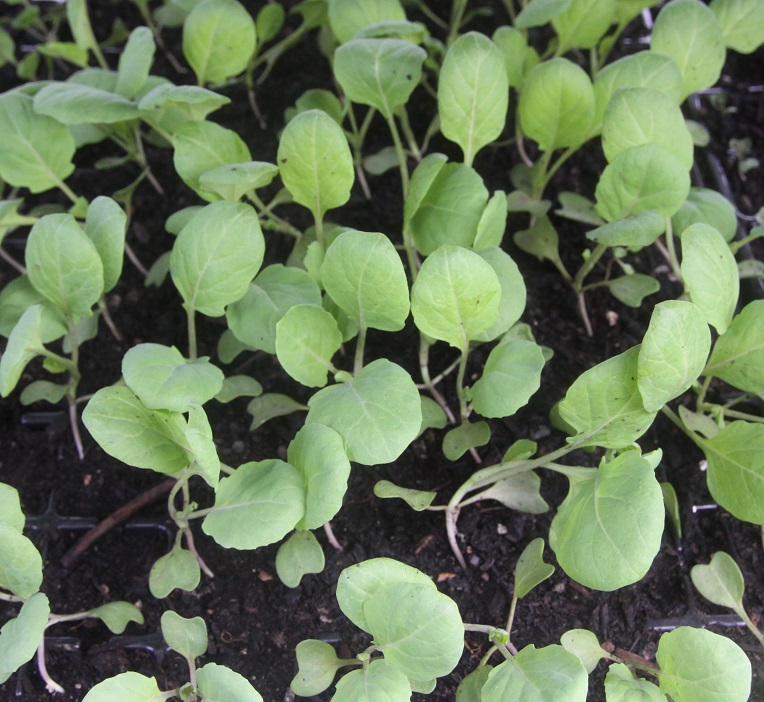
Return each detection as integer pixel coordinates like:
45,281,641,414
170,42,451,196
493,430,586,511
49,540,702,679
172,120,252,202
514,215,565,272
473,191,509,250
690,551,745,615
33,82,141,124
275,530,325,587
0,593,49,685
515,0,573,28
26,213,104,320
170,201,264,317
711,0,764,53
672,188,738,243
88,601,144,634
215,375,263,403
247,393,308,430
227,264,321,354
139,83,230,122
442,421,491,461
404,153,448,231
605,274,661,308
656,627,751,702
66,0,100,56
275,305,342,387
149,546,201,598
374,480,437,511
408,163,489,255
84,196,127,293
185,405,220,488
602,87,693,170
701,421,764,523
333,660,411,702
82,386,191,473
558,346,656,448
256,3,285,42
595,144,690,222
197,662,263,702
456,666,493,702
198,161,280,201
0,523,43,598
554,191,604,226
637,301,711,412
122,343,224,412
161,610,208,659
475,471,549,514
419,396,448,435
277,109,354,219
681,224,738,334
183,0,256,84
705,300,764,393
438,32,508,166
0,305,44,397
336,557,436,633
201,459,305,549
605,663,666,701
470,340,544,418
514,538,554,598
0,277,66,343
481,644,588,702
471,247,525,343
328,0,406,44
586,211,666,247
651,0,726,99
552,0,617,53
364,581,464,680
560,629,605,674
115,26,155,99
321,229,410,331
306,359,421,465
411,245,501,351
81,672,162,702
492,26,531,88
0,483,24,532
291,640,348,697
288,423,350,530
334,38,426,119
518,58,595,151
549,452,664,590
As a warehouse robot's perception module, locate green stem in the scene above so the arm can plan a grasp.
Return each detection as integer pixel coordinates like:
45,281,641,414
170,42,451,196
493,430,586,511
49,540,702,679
573,243,608,293
313,209,325,250
662,218,683,284
455,347,470,422
720,408,764,424
396,106,422,162
505,596,518,633
419,338,457,425
695,375,713,408
354,323,367,376
538,146,578,194
249,191,302,238
385,113,410,199
448,0,469,44
186,306,198,360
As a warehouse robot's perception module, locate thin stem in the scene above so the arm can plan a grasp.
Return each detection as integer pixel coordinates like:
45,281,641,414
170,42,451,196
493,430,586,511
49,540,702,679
396,106,422,162
448,0,469,44
324,521,343,551
354,324,367,376
124,241,148,276
68,396,85,460
695,375,713,408
37,640,64,694
184,528,214,578
663,218,683,284
0,247,26,274
419,339,457,425
539,146,578,193
505,596,518,633
313,209,325,250
186,306,198,361
455,347,470,422
720,408,764,424
98,298,123,342
249,192,303,238
577,292,594,337
385,113,410,198
0,592,22,602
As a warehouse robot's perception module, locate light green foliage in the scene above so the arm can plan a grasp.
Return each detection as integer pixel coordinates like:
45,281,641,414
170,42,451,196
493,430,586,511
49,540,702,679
560,629,604,674
184,405,220,487
515,0,573,28
606,274,661,308
26,214,104,320
149,546,201,598
0,523,43,597
276,530,325,587
616,0,660,24
81,672,162,702
408,162,489,255
438,32,508,166
701,421,764,523
247,393,307,430
288,423,350,530
411,245,501,351
328,0,406,44
587,211,666,247
322,230,410,331
216,376,263,403
333,660,411,701
552,0,617,53
275,305,342,387
0,484,24,532
0,305,44,397
172,120,252,201
0,278,66,343
514,538,554,598
470,340,545,418
681,224,738,334
288,88,345,125
518,58,595,151
443,421,491,460
306,359,421,465
481,644,588,701
593,51,683,131
373,480,437,511
170,201,265,317
66,0,100,57
637,300,711,412
197,662,263,702
161,610,208,659
82,386,191,473
202,459,305,549
558,346,656,448
656,627,751,702
198,161,279,201
672,188,738,242
472,247,525,343
604,663,666,701
292,639,350,696
456,666,492,701
514,215,565,272
115,27,155,99
33,82,141,124
549,451,664,590
277,109,354,219
88,602,144,634
122,343,224,412
182,0,256,85
474,471,549,514
139,83,231,122
492,27,532,88
227,264,321,354
690,551,746,614
595,144,690,222
256,3,285,43
84,197,127,293
473,191,509,251
602,87,694,170
651,0,726,99
334,38,426,119
711,0,764,53
705,300,764,393
0,593,50,685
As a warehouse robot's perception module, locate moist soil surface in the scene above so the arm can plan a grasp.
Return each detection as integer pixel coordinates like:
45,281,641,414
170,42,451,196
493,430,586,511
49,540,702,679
1,3,763,701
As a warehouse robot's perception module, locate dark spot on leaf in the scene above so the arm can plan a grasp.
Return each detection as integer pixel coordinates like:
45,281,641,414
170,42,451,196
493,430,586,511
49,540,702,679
280,158,288,163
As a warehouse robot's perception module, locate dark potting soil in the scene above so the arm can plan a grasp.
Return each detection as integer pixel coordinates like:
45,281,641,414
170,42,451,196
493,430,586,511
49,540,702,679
1,3,763,701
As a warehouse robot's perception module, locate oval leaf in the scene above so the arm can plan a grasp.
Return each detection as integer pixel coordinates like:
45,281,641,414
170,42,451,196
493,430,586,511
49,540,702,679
275,530,325,588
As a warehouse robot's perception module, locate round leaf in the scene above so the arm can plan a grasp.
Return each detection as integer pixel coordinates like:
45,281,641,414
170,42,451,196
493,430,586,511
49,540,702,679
161,610,208,659
328,0,406,44
149,546,201,598
0,594,50,685
88,601,144,634
333,660,411,702
552,0,617,52
690,551,745,613
275,530,325,588
197,662,263,702
82,672,162,702
471,247,525,343
0,484,24,533
672,188,738,243
291,640,347,697
198,161,280,202
711,0,764,53
0,523,43,598
560,629,605,674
